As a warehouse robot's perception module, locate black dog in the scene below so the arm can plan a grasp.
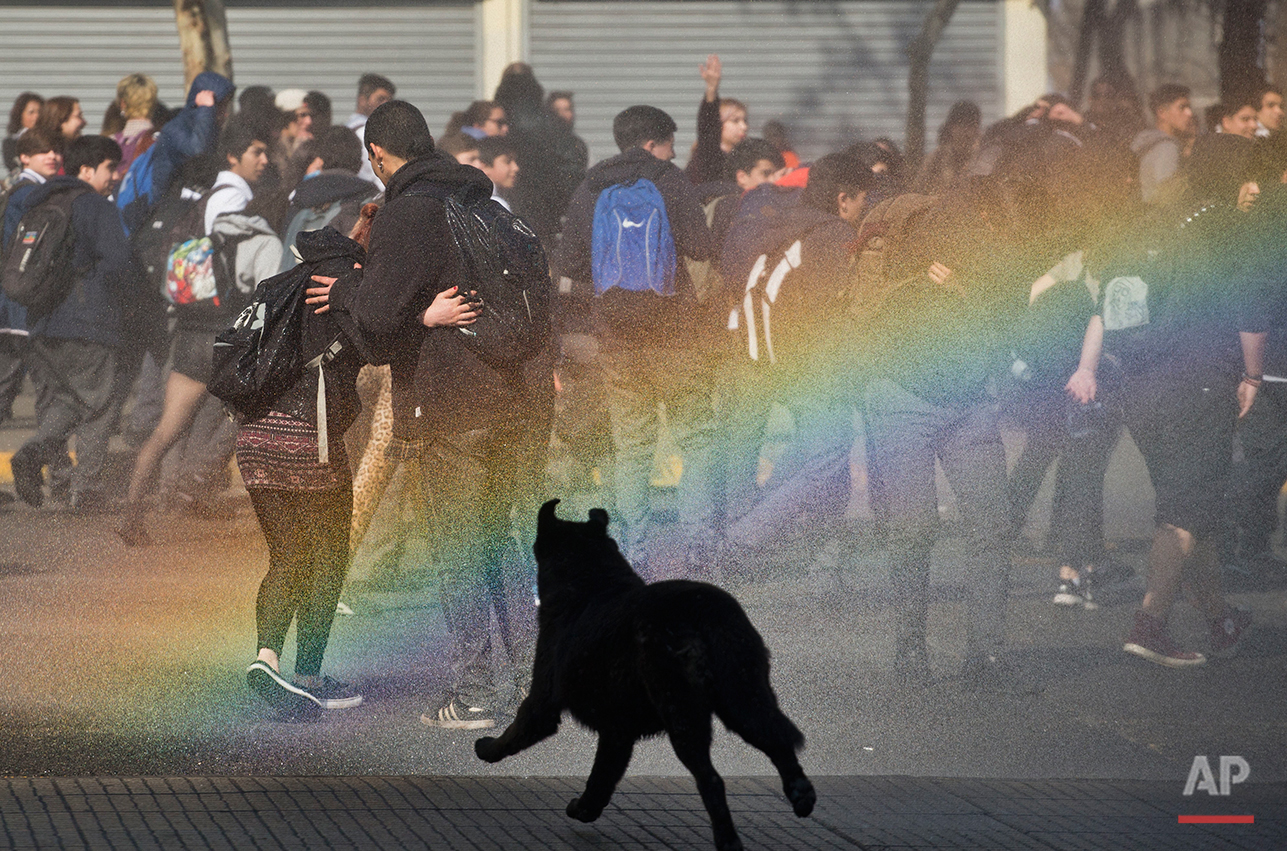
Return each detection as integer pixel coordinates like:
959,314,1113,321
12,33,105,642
475,500,815,851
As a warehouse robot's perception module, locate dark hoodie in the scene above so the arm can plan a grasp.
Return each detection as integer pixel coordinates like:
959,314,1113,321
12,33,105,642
556,147,714,349
330,153,532,439
24,176,130,348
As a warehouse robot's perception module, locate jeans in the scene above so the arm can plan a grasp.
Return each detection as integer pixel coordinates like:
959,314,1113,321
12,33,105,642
862,379,1013,657
600,346,717,562
416,426,536,708
1007,378,1120,567
725,379,854,551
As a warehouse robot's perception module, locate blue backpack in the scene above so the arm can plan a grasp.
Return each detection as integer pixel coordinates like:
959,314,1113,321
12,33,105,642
116,143,158,236
590,179,676,297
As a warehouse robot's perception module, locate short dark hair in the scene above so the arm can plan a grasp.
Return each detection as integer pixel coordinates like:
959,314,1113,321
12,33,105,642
801,152,874,215
304,90,332,128
218,118,265,162
15,130,57,158
546,90,573,107
65,135,122,177
612,105,676,152
476,135,517,167
727,138,784,178
1148,83,1191,116
358,73,396,100
307,125,363,173
365,100,435,161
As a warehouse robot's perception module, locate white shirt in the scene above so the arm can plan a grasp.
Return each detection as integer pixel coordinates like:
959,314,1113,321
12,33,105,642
346,112,384,189
491,189,512,212
204,171,254,235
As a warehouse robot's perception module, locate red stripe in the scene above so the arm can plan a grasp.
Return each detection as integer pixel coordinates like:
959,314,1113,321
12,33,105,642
1178,815,1254,824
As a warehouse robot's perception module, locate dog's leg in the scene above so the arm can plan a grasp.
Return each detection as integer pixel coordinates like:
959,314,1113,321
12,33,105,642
666,718,743,851
474,691,560,763
566,734,634,823
718,707,816,818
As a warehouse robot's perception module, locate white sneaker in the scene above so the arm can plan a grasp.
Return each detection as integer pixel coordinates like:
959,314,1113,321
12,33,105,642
420,698,495,730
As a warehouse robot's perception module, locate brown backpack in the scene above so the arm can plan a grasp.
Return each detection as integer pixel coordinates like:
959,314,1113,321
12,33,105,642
843,192,938,327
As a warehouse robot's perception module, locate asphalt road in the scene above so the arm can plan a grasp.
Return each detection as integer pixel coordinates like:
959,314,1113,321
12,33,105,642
0,421,1283,787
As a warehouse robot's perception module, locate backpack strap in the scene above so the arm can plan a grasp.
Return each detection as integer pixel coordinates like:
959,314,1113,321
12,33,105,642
304,337,345,464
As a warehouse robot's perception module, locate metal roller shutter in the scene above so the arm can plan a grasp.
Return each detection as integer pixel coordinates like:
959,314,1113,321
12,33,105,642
0,4,477,141
529,0,1003,167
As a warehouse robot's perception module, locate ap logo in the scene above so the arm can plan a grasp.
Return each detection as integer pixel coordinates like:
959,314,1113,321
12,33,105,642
1184,755,1250,796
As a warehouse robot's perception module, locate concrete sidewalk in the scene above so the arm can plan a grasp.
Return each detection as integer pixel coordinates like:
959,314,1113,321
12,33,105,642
2,775,1282,850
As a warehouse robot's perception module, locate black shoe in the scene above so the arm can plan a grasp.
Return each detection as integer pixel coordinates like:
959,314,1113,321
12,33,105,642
10,448,43,508
291,675,363,709
247,661,322,720
48,480,70,506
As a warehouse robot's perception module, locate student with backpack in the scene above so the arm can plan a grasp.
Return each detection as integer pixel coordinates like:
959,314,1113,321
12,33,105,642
716,153,872,568
117,121,277,545
556,105,715,576
236,211,374,719
1,131,63,426
279,125,380,272
5,136,130,513
860,176,1057,688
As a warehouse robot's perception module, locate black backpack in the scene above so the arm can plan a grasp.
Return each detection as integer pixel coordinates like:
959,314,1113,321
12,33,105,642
1,183,92,316
404,181,551,366
208,229,360,446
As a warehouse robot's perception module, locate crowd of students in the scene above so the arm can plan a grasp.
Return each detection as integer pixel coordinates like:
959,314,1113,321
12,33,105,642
2,57,1284,721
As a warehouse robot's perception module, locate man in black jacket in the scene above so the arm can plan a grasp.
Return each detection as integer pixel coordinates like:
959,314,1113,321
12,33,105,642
324,101,541,731
555,105,715,576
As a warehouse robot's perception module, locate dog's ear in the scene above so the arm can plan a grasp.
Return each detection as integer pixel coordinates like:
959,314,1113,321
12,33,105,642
587,508,610,532
538,499,561,534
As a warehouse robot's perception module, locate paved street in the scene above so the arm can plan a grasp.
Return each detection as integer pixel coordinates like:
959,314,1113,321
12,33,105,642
0,386,1284,848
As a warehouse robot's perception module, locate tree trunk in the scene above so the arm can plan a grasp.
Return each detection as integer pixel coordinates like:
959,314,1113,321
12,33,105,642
174,0,233,90
905,0,962,171
1070,0,1106,105
1219,0,1267,100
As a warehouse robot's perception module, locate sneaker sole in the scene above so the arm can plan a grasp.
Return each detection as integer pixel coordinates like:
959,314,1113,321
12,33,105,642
1123,642,1206,668
419,713,495,730
247,663,322,720
317,694,364,710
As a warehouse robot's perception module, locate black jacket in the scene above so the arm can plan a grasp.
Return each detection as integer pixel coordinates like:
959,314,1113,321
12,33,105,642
330,153,533,439
556,147,714,350
24,177,130,348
